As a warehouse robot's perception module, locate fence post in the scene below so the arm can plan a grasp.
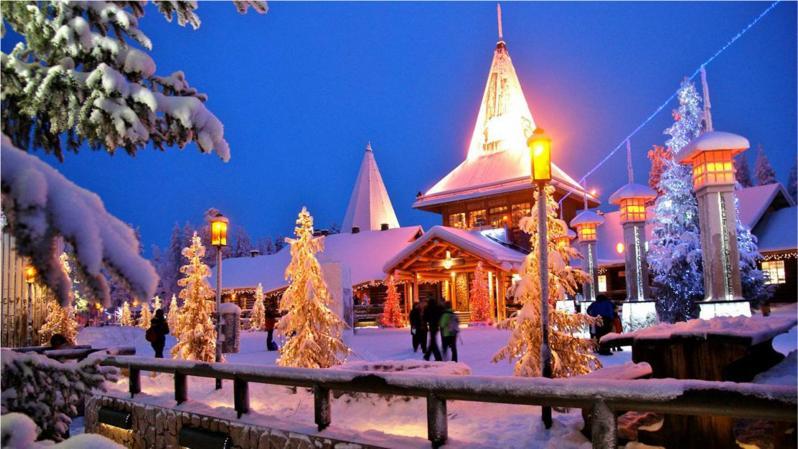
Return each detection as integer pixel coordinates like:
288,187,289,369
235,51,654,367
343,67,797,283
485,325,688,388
314,385,331,431
129,367,141,398
426,393,447,447
175,372,188,405
590,400,617,449
234,378,249,418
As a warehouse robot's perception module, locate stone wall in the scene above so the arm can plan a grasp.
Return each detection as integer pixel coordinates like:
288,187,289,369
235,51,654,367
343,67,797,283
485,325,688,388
85,395,385,449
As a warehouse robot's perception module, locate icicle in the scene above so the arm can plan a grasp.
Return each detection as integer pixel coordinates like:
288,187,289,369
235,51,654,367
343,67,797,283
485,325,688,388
626,139,634,183
497,3,504,41
700,66,713,132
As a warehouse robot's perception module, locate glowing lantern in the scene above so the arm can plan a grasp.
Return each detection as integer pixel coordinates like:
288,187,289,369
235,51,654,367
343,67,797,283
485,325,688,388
210,213,229,247
609,185,656,223
527,128,551,183
569,210,604,243
23,265,36,284
442,251,454,270
616,242,625,254
677,131,749,190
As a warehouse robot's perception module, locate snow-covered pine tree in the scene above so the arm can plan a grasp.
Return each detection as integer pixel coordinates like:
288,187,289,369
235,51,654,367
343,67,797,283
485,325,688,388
167,294,180,334
647,78,705,323
647,144,673,196
171,232,216,362
789,163,798,202
379,274,406,328
734,154,753,187
469,262,491,324
493,185,600,378
153,295,163,313
249,283,266,331
231,226,254,258
138,302,152,329
1,3,265,307
276,208,349,368
39,301,79,345
754,145,777,185
119,301,134,326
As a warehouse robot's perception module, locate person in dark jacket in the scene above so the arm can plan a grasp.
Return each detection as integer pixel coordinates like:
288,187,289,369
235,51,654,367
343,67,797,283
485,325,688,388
409,301,427,353
148,309,169,358
439,302,460,362
423,297,444,361
264,307,278,351
587,295,614,355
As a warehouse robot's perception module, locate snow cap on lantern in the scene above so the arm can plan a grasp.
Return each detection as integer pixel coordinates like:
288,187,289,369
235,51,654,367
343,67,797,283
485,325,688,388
609,183,656,223
677,131,749,189
570,210,604,242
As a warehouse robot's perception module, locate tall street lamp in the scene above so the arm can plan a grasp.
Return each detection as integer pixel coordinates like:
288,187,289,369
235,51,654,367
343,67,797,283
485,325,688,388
210,212,228,390
528,127,553,429
24,264,36,346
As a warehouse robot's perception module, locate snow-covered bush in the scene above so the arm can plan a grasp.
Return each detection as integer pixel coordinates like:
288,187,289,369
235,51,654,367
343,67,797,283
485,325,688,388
1,412,123,449
1,349,118,441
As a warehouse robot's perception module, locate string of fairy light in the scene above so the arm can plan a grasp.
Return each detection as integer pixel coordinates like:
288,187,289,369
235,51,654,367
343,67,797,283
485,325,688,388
567,0,781,200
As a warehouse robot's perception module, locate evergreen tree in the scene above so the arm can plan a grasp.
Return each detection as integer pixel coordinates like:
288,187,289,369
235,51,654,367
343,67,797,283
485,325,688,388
152,295,163,313
138,302,152,329
734,154,753,188
493,185,600,378
469,262,491,323
788,163,798,202
647,144,673,196
735,207,772,307
231,226,253,258
249,283,266,331
171,232,216,362
379,274,406,328
167,294,180,334
39,301,79,345
276,208,349,368
754,145,777,185
119,301,134,326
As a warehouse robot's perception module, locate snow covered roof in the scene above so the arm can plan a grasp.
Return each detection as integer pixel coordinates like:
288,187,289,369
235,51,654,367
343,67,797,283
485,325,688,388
608,183,656,205
736,183,794,229
216,226,423,292
570,209,605,227
603,315,796,345
384,226,527,273
413,40,597,211
677,130,750,163
754,206,798,253
341,143,400,232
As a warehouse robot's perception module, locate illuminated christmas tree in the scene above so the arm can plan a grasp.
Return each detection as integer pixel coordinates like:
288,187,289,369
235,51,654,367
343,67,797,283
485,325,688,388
249,283,266,331
167,294,180,334
39,301,78,345
276,207,349,368
469,262,491,324
119,301,134,326
171,232,217,362
153,295,163,313
379,274,406,328
493,185,601,377
138,302,152,329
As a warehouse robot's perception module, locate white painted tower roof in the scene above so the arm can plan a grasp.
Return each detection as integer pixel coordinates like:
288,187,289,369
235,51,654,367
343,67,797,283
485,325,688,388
342,143,400,232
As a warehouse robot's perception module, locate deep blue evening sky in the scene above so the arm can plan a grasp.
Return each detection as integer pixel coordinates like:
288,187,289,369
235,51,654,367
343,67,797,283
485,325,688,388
5,2,796,253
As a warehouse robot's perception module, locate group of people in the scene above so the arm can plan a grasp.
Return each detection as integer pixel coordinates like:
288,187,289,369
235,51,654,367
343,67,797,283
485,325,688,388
408,296,460,362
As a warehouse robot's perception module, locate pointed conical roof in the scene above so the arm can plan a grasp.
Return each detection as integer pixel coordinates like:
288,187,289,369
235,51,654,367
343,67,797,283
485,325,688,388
342,143,400,233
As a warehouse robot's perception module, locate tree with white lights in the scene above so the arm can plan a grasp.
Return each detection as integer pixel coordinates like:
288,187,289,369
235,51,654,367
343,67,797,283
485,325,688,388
39,300,79,345
469,262,491,324
380,274,406,328
171,232,216,362
249,283,266,331
277,208,349,368
167,294,180,334
119,301,134,326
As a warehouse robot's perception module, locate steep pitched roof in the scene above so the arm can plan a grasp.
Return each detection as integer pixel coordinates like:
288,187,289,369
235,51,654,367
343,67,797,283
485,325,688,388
414,40,596,210
735,183,794,229
342,143,400,232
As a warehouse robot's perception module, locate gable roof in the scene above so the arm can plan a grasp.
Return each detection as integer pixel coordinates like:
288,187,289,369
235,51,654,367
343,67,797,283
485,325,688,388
736,183,794,229
753,206,797,253
342,143,400,232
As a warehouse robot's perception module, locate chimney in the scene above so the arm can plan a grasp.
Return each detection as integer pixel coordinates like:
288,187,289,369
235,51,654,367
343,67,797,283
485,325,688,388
381,223,389,231
249,249,260,258
351,226,360,234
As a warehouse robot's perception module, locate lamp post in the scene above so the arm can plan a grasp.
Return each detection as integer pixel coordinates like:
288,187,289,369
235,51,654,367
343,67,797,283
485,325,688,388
528,127,553,429
210,212,229,389
24,264,36,346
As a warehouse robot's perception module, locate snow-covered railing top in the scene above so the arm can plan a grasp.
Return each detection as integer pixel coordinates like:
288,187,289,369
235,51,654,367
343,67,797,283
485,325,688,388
601,315,797,346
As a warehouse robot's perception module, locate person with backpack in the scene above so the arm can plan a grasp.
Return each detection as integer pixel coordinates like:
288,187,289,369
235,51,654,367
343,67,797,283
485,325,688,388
423,296,444,361
586,295,614,355
409,301,427,353
146,309,169,358
439,301,460,362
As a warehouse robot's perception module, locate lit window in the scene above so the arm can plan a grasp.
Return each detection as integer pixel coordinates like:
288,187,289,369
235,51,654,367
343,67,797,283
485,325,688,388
620,198,647,222
762,260,786,285
449,213,466,229
468,210,487,228
511,203,531,225
489,206,509,228
597,275,608,293
577,224,597,241
692,150,735,189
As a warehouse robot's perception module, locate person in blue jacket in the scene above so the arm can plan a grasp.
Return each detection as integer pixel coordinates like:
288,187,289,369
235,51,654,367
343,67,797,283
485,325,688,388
586,295,614,355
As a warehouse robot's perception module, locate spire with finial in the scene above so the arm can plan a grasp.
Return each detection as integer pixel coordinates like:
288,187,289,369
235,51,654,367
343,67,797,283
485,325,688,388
700,66,714,132
497,3,504,42
366,141,372,152
626,139,634,183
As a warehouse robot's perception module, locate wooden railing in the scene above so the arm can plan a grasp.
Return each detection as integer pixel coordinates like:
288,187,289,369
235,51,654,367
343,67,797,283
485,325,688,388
101,356,797,449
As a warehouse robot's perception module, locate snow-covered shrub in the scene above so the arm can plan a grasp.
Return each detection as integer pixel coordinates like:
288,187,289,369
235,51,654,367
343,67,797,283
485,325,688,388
1,412,124,449
1,350,118,441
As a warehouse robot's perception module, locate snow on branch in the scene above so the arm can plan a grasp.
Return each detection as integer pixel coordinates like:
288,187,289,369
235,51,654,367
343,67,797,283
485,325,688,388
1,135,158,306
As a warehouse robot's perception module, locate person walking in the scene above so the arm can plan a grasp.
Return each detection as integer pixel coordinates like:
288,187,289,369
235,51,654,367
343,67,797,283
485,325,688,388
409,301,427,353
146,309,169,358
587,295,614,355
423,296,444,361
264,307,278,351
439,301,460,362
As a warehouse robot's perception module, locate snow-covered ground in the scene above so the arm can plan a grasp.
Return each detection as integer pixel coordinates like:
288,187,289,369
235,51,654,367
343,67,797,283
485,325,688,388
78,303,797,449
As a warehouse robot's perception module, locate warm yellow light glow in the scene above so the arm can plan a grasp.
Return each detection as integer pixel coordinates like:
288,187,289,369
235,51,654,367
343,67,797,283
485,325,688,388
616,242,625,254
577,224,597,242
23,265,36,284
210,213,229,247
511,273,522,282
590,188,598,197
528,128,552,182
442,251,454,270
620,198,647,222
690,150,735,189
